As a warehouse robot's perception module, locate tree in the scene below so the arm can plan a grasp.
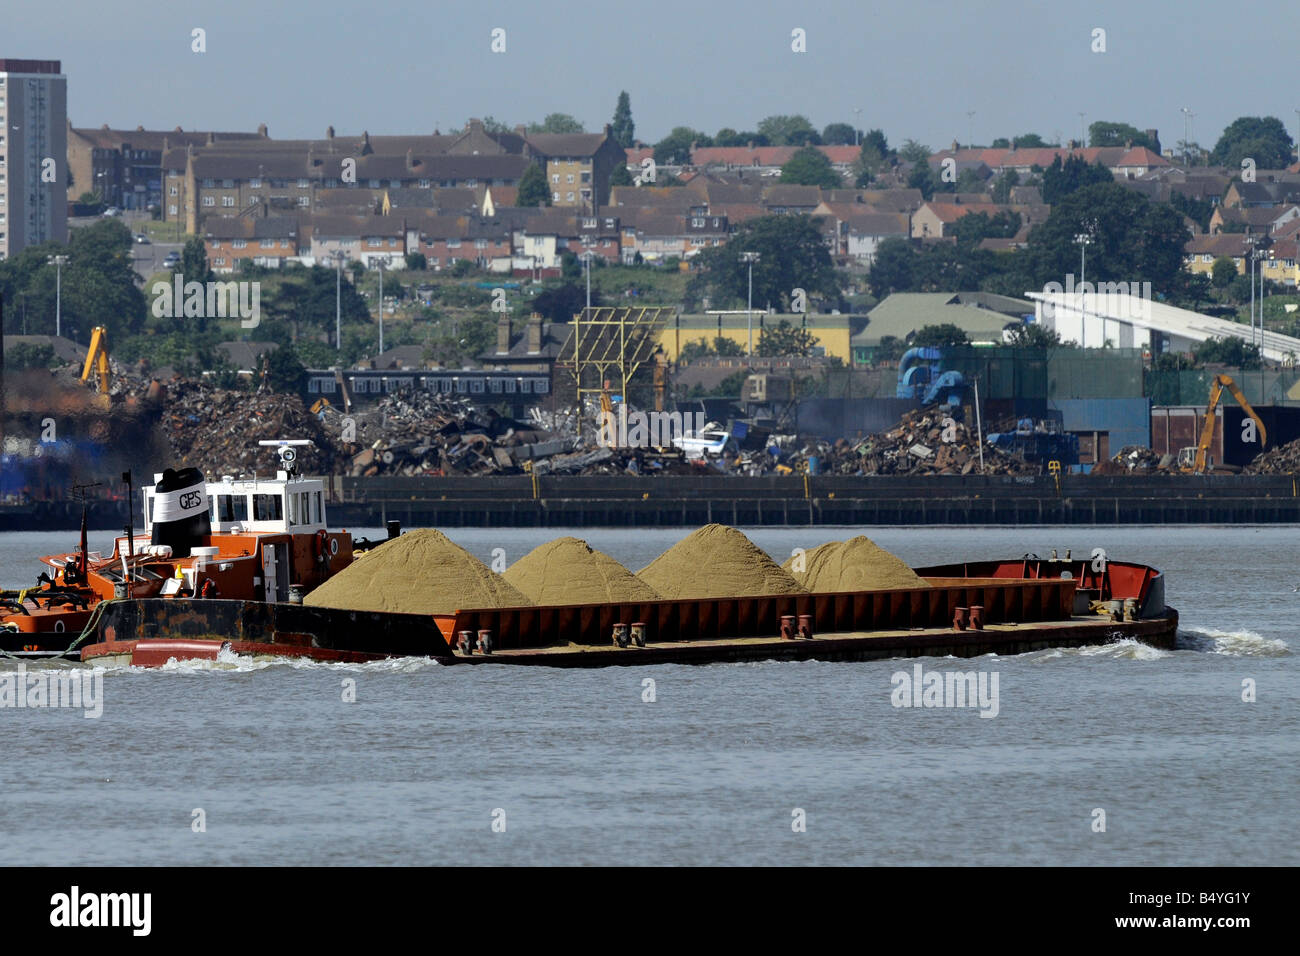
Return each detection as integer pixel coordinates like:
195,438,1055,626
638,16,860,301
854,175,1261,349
912,324,971,348
1211,256,1238,288
907,162,938,200
531,282,601,323
991,168,1020,203
528,113,585,134
779,147,842,188
898,140,931,163
611,91,635,148
1088,121,1158,151
696,214,837,311
517,163,551,207
1194,336,1260,370
263,344,308,396
1027,183,1191,294
1211,116,1295,170
478,116,514,134
821,123,858,146
866,238,916,298
714,128,768,147
654,127,710,165
609,162,633,188
1012,133,1049,148
180,237,212,283
1040,154,1113,204
757,320,820,357
853,129,892,186
405,251,428,271
1169,190,1213,233
757,115,819,146
1005,322,1060,347
950,210,1021,248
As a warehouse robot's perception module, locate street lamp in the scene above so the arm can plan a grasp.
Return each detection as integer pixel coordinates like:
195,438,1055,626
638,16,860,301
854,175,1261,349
740,251,761,355
966,110,975,150
1078,112,1087,147
1073,232,1092,347
338,251,349,351
580,248,595,311
47,254,70,338
375,257,386,357
853,108,862,147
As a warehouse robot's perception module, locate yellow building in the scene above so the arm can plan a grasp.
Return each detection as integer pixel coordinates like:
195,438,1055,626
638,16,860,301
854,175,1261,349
658,312,859,364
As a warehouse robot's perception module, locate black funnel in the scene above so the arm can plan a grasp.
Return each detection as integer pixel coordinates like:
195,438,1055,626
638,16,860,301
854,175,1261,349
150,467,210,558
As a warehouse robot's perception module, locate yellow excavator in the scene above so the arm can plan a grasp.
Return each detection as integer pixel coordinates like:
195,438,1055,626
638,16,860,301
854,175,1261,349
1178,374,1267,473
80,326,110,395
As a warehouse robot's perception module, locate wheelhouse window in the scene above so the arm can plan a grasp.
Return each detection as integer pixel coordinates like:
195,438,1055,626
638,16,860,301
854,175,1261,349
215,494,248,522
253,494,283,521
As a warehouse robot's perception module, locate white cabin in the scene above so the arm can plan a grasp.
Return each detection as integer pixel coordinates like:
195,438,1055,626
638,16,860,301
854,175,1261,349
143,471,329,536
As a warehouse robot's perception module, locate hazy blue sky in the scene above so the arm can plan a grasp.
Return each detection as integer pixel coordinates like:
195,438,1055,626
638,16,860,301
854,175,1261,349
9,0,1300,153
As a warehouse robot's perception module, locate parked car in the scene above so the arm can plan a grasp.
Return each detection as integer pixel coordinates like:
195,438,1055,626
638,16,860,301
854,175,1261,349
134,234,151,244
163,252,182,268
102,207,121,217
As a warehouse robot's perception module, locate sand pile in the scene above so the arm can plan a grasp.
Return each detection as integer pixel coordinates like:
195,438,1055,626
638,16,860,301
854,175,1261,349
783,535,928,592
637,524,806,600
504,537,661,605
304,528,531,615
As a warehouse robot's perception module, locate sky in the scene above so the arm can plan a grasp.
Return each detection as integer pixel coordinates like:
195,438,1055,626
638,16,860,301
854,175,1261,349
8,0,1300,154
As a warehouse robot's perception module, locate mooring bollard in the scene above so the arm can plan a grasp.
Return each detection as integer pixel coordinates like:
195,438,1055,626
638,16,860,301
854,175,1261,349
477,629,493,655
631,622,646,647
797,613,814,639
612,623,628,647
780,614,796,640
954,607,969,631
969,605,985,630
1123,598,1138,622
458,630,475,654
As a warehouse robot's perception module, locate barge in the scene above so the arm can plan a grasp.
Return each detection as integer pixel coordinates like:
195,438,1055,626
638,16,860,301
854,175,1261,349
76,555,1176,668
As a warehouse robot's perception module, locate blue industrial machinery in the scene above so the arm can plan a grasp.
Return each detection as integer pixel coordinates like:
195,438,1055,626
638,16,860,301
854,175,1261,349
985,418,1079,469
896,348,973,409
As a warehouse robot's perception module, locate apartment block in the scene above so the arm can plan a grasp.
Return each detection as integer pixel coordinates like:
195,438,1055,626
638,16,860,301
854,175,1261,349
0,58,67,260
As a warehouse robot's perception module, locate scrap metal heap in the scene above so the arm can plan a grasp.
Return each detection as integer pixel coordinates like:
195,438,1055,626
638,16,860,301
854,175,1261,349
1242,437,1300,474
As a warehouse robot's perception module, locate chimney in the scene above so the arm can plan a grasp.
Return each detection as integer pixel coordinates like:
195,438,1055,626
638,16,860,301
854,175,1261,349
207,132,215,146
257,123,268,137
136,125,145,132
515,124,527,137
496,314,512,354
406,148,415,170
326,125,335,139
526,313,543,354
360,131,373,156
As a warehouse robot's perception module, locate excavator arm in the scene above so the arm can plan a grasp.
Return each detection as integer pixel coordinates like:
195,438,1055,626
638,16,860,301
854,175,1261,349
1192,374,1267,473
79,326,110,395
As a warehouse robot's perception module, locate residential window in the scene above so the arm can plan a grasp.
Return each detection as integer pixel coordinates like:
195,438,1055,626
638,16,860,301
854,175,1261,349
1202,254,1211,262
168,204,177,216
369,179,381,188
368,238,383,247
233,239,248,249
261,239,276,249
298,196,309,206
223,179,235,188
553,192,560,202
169,186,178,196
222,196,235,207
551,174,560,184
447,239,461,248
418,179,430,188
567,192,574,202
297,178,310,188
390,180,401,188
250,178,262,188
581,171,591,183
203,196,215,207
566,174,574,184
475,239,487,249
202,178,214,187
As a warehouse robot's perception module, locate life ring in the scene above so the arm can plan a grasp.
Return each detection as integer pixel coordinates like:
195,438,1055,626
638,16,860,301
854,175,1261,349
200,579,220,599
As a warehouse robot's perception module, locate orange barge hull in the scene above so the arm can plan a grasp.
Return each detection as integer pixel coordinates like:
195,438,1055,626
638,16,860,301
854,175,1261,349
76,558,1176,668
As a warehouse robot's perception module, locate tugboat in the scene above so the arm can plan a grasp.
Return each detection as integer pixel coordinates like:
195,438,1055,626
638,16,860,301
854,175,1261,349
1,441,355,657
